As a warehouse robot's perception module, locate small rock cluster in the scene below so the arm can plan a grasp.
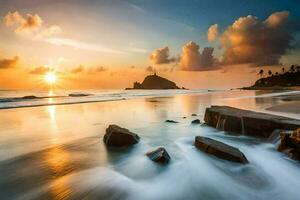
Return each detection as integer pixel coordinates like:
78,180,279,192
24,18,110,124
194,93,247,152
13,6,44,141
103,123,249,164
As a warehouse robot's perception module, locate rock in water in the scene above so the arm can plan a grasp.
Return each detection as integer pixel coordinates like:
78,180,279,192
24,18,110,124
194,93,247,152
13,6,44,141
278,129,300,161
165,120,179,123
191,114,197,116
194,136,248,164
191,119,201,124
126,73,181,89
204,105,300,138
146,147,171,163
103,125,140,147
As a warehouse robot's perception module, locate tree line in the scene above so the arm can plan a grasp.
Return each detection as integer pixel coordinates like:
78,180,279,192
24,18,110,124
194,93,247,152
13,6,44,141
258,65,300,78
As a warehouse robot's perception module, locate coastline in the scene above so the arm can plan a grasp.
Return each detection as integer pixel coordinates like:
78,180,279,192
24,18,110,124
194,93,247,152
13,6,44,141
0,89,300,199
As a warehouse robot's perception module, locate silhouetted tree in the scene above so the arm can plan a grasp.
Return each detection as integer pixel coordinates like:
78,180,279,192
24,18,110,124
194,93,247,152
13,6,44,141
268,70,272,76
275,72,279,76
258,69,264,78
297,66,300,73
282,67,285,74
290,65,295,73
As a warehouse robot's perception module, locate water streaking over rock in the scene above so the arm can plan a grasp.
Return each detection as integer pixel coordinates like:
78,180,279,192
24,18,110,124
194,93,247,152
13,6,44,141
0,90,300,200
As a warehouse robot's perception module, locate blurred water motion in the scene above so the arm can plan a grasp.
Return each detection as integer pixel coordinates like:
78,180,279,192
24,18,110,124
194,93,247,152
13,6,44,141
0,90,300,200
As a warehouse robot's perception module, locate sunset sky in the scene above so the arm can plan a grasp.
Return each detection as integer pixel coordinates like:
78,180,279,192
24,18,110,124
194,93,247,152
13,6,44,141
0,0,299,89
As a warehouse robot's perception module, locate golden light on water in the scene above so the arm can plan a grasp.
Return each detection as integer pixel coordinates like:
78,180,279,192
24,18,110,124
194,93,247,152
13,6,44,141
45,72,57,85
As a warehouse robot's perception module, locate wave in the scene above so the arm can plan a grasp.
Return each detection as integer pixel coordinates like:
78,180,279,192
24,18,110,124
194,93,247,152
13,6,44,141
0,89,211,109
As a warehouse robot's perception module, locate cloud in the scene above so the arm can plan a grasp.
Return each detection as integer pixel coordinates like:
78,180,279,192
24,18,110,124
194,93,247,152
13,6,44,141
94,66,107,72
0,56,19,69
3,11,61,38
29,66,49,74
145,66,154,72
180,41,219,71
149,46,177,64
70,65,84,74
45,38,127,54
207,24,218,42
219,11,297,66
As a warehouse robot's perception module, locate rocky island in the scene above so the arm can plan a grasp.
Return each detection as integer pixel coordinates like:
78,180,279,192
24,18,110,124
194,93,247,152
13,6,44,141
126,73,184,90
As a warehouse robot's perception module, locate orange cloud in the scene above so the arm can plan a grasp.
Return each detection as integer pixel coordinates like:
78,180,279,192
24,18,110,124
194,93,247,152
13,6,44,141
207,24,218,42
70,65,84,74
0,56,19,69
29,66,49,74
180,41,219,71
3,11,61,38
149,46,177,64
219,11,296,66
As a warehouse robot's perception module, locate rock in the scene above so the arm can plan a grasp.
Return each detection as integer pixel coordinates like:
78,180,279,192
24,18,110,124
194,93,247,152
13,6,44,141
22,95,37,99
69,93,91,97
191,114,197,116
126,73,181,90
183,117,187,119
165,120,179,123
103,125,140,147
191,119,201,124
195,136,248,164
146,147,171,163
204,106,300,138
278,128,300,161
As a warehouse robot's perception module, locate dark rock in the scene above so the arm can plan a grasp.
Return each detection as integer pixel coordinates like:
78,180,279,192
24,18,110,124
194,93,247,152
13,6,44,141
127,73,181,90
183,117,187,119
165,120,179,123
22,95,37,99
191,114,197,116
191,119,201,124
195,136,249,164
146,147,171,163
69,93,91,97
204,106,300,138
278,129,300,161
103,125,140,147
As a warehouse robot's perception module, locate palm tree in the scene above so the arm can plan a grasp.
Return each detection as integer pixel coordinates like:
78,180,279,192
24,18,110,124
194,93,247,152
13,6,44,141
290,65,295,73
258,69,264,78
282,67,285,74
268,70,272,76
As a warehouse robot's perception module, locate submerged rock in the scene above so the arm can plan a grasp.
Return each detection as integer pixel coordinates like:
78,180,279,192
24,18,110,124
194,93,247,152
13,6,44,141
191,119,201,124
22,95,37,99
191,114,197,116
103,125,140,147
195,136,248,164
68,93,91,97
278,129,300,162
204,105,300,138
146,147,171,163
165,120,179,123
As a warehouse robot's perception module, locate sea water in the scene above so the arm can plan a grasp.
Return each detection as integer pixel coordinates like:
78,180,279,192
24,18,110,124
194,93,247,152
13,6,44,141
0,89,300,200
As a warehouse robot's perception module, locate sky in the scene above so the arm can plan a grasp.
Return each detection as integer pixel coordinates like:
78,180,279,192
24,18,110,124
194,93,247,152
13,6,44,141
0,0,299,89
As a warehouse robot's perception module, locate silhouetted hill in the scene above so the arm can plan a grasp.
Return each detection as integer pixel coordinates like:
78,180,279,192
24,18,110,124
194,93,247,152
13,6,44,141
126,73,183,89
244,71,300,89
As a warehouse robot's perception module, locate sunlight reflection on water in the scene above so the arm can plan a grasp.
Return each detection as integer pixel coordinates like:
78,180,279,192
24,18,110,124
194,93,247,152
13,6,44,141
0,90,299,200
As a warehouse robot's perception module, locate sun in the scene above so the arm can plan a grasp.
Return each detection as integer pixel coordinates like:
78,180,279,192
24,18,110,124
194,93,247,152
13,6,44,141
44,72,57,85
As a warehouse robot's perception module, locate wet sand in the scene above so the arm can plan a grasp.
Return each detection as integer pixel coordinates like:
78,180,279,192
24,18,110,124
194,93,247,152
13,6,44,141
266,101,300,114
0,90,300,200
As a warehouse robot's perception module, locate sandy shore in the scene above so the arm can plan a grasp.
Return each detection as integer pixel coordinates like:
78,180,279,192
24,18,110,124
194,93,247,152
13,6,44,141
266,101,300,114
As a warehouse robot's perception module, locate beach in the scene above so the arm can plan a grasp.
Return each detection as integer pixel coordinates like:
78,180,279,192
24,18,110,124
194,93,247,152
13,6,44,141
0,90,300,200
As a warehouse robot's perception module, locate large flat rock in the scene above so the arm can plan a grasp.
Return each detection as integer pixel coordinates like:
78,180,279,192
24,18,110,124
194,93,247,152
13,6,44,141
195,136,248,164
204,106,300,138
